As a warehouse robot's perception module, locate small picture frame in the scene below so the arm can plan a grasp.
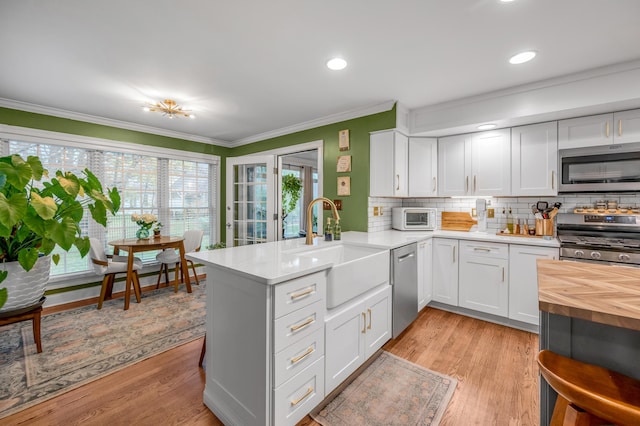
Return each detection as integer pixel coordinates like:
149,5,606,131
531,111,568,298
339,129,350,151
337,176,351,196
336,155,351,172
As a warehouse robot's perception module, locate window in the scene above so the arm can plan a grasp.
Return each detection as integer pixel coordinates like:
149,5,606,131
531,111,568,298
2,137,219,276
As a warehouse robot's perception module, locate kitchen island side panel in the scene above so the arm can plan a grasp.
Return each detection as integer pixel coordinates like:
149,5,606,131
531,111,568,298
539,312,640,425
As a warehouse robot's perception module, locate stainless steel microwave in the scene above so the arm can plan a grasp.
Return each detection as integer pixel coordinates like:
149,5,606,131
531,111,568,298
392,208,437,231
559,142,640,192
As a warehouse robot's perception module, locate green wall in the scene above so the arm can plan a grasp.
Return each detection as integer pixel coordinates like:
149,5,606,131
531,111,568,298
232,106,396,234
0,105,396,239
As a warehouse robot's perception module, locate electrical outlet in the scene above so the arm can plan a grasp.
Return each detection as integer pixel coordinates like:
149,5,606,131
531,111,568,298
373,206,379,216
380,206,383,216
472,208,477,217
333,199,342,210
487,208,495,218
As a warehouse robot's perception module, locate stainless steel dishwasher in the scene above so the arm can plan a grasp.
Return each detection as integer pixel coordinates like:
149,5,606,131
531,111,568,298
391,242,418,338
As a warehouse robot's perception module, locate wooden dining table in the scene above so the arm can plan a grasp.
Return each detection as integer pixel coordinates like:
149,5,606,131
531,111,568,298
108,236,193,310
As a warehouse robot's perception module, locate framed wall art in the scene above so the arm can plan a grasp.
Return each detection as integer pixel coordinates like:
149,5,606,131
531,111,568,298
338,129,350,151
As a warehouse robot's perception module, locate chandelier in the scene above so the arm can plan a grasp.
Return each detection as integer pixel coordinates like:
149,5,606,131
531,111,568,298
143,99,195,119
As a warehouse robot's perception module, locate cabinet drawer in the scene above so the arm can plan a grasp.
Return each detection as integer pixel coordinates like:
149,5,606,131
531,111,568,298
274,271,326,318
274,328,324,388
460,240,508,259
273,299,324,353
273,357,325,426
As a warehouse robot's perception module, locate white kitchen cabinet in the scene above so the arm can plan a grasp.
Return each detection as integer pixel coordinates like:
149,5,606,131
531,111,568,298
432,238,458,305
203,268,326,426
511,122,558,196
558,108,640,148
325,285,392,394
438,129,510,196
370,130,408,197
458,241,509,317
508,245,558,326
437,134,471,196
408,137,438,197
417,239,433,311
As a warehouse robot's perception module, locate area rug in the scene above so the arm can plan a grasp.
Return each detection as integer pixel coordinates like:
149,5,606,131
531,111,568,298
0,282,206,420
312,351,457,426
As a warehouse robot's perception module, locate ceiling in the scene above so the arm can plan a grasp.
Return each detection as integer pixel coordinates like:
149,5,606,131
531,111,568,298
2,0,640,146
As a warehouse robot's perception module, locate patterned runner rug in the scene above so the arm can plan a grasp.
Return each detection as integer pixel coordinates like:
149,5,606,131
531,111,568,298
312,351,457,426
0,283,206,419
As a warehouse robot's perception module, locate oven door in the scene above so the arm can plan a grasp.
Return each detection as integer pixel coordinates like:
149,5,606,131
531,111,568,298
559,142,640,192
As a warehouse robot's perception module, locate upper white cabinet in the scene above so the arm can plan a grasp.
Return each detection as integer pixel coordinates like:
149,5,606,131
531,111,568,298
408,137,438,197
438,129,510,196
370,130,408,197
511,122,558,196
558,108,640,149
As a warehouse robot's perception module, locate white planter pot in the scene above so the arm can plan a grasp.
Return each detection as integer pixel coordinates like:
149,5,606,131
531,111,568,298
0,255,51,312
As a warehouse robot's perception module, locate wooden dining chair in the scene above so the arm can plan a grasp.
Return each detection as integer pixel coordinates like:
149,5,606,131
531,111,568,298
156,229,204,291
89,238,143,309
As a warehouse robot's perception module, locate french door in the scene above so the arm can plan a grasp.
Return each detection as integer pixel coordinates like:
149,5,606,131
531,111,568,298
226,155,276,247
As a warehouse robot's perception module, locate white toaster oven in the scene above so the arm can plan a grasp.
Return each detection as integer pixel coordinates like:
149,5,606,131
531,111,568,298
392,208,437,231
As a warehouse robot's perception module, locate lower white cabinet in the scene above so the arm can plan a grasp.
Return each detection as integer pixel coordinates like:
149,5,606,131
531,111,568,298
458,241,509,317
508,245,558,325
432,238,458,305
325,285,392,394
417,239,433,310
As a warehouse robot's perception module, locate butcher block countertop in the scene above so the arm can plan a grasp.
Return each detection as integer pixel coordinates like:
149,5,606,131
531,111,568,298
537,259,640,331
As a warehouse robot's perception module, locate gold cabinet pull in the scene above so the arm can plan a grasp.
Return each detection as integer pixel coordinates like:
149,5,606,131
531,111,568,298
452,245,456,263
367,308,372,330
605,121,610,138
396,174,400,191
465,176,469,193
551,170,555,190
473,247,491,252
432,176,437,192
502,267,505,282
473,175,477,193
290,287,314,300
290,317,315,332
290,346,314,364
291,386,313,406
361,312,367,334
619,119,623,137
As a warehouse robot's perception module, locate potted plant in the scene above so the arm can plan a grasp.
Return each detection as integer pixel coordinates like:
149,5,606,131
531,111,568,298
153,222,163,237
0,154,120,312
281,174,302,238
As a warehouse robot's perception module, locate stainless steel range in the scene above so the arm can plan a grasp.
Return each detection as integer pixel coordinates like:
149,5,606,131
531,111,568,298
557,212,640,266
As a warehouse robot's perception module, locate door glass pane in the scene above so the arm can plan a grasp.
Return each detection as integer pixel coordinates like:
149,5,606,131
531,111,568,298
233,163,269,246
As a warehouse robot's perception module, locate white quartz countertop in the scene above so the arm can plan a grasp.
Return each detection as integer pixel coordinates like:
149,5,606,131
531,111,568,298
187,230,559,285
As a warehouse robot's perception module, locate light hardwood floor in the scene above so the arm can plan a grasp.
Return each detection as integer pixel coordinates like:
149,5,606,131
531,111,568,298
4,307,539,426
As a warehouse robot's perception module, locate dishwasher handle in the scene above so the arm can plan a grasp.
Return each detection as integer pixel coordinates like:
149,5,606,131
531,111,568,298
398,252,415,262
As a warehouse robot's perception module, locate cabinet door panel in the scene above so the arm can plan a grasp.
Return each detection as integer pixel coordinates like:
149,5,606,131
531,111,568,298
325,302,365,393
614,109,640,144
394,132,409,196
438,135,471,196
558,113,613,149
471,129,511,196
459,257,508,317
432,238,458,305
409,138,437,197
364,286,392,358
512,122,558,196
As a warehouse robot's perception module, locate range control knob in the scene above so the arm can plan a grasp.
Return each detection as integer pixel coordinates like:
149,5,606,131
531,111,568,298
575,250,584,258
590,251,602,260
619,254,631,261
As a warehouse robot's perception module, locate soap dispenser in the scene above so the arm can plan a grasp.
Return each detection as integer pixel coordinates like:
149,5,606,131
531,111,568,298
507,207,514,233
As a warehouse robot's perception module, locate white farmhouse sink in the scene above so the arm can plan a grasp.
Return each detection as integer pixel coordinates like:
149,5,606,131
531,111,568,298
298,244,390,308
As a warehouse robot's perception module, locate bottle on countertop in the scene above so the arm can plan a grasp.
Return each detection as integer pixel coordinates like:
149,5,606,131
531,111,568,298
507,207,514,233
324,217,333,241
334,219,341,240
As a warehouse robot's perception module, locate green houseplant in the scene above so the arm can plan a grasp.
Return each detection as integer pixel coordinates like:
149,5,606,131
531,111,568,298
0,154,120,311
281,174,302,238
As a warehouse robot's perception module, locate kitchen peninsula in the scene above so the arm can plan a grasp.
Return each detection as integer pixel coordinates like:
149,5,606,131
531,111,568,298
537,259,640,425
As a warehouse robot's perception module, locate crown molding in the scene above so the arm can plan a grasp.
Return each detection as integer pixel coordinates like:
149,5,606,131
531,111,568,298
0,98,234,147
231,100,396,146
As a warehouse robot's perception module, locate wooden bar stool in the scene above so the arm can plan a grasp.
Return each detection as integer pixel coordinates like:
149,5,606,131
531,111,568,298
538,350,640,425
0,297,46,353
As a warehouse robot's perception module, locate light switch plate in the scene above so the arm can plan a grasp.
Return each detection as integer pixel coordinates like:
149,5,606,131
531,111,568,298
487,208,495,218
373,206,379,216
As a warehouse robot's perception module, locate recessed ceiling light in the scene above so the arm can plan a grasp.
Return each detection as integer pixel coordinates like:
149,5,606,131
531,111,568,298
509,51,537,65
477,124,497,130
326,58,347,71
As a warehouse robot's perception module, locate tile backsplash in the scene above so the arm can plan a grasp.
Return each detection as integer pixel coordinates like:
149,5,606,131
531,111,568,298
368,193,640,233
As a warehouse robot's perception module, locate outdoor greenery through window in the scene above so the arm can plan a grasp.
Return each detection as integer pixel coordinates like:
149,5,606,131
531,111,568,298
4,139,218,276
